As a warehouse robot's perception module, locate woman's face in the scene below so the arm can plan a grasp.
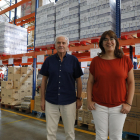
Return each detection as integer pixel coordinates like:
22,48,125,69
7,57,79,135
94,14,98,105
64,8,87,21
102,35,116,53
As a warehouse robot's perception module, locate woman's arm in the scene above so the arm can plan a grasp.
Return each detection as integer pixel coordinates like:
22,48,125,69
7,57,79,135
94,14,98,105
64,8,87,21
126,68,135,105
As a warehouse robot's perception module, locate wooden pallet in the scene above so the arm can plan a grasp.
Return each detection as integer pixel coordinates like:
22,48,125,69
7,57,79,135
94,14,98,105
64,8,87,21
77,121,95,132
1,104,15,109
14,106,30,114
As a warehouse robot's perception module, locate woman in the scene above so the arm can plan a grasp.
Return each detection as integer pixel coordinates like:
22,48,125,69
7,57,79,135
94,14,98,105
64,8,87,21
87,30,135,140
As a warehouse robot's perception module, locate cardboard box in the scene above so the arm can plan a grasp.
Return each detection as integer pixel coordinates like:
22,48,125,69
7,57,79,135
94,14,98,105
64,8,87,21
34,104,44,113
26,81,32,87
84,110,91,124
136,93,140,108
21,67,33,75
137,121,140,134
7,98,21,105
134,70,140,80
8,74,14,81
7,89,20,99
27,89,32,96
14,74,22,82
132,94,137,107
127,107,140,120
1,89,7,98
82,98,88,110
78,109,84,122
20,91,26,101
20,82,27,89
8,66,21,74
14,81,21,89
1,97,8,104
1,81,13,89
135,80,140,93
123,119,136,134
90,112,94,124
35,95,41,105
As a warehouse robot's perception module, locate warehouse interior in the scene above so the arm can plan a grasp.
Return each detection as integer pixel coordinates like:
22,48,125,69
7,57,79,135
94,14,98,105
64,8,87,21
0,0,140,140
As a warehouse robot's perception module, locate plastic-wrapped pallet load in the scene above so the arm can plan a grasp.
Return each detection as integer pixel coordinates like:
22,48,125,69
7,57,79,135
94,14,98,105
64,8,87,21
80,0,116,39
56,0,80,41
35,2,55,47
121,0,140,33
0,22,27,54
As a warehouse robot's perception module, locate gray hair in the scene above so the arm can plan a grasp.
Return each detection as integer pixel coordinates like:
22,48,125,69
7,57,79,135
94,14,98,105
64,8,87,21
55,35,69,46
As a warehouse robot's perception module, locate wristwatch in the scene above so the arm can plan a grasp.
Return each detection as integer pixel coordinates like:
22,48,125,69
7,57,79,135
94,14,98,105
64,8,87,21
76,97,82,101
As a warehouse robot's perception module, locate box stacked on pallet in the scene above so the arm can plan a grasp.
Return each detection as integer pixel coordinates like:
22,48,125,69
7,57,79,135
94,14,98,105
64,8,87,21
68,0,79,41
35,2,55,47
0,22,27,54
1,81,13,105
34,95,45,113
81,67,89,93
1,66,38,105
121,0,140,33
56,0,70,38
123,70,140,134
56,0,80,41
80,0,116,39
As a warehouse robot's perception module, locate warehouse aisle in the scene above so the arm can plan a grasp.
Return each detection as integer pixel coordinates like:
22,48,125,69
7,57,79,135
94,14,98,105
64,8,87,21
0,108,138,140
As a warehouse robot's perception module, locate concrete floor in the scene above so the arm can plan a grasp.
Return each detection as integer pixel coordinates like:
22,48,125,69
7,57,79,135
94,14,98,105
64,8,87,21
0,107,139,140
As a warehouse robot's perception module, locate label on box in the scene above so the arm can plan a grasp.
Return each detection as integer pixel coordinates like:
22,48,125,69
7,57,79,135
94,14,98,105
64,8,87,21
22,56,28,63
37,55,44,62
135,43,140,55
91,120,94,124
81,62,87,67
78,117,82,121
8,58,13,64
90,48,101,58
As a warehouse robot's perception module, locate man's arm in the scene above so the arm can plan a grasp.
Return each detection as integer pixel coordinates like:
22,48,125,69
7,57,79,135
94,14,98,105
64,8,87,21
76,77,82,109
41,75,48,111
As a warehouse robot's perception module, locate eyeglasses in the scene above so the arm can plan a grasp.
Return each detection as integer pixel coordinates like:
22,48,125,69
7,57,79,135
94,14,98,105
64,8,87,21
103,38,115,42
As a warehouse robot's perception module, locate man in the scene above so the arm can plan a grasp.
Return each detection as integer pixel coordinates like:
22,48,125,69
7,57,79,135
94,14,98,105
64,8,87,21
40,35,83,140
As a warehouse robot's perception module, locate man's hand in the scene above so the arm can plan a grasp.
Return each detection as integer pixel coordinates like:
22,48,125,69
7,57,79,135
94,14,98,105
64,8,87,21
41,100,45,111
88,101,96,110
121,103,131,114
76,99,82,109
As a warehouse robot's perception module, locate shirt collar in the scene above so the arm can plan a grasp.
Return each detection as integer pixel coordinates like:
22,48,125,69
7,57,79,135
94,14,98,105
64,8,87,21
55,52,68,59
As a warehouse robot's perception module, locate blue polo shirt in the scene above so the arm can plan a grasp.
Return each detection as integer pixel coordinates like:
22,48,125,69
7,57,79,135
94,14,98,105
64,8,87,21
40,53,83,105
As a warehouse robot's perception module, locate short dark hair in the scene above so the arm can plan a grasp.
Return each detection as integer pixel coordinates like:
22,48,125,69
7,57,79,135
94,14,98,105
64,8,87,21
98,30,123,58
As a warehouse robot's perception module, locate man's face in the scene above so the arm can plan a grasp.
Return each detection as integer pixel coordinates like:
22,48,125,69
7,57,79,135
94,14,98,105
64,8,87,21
55,36,68,53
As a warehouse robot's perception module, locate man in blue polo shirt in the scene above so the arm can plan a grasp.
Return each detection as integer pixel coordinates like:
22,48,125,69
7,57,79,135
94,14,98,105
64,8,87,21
40,35,83,140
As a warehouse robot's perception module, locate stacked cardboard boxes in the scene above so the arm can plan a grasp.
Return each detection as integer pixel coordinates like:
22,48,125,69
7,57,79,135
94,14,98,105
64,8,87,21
1,66,38,105
78,109,94,125
34,95,45,113
123,70,140,134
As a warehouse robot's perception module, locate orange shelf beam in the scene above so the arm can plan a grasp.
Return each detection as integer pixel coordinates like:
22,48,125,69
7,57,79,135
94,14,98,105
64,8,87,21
0,0,31,15
27,26,35,32
0,52,34,60
78,58,92,62
16,17,35,26
16,13,35,23
119,38,140,46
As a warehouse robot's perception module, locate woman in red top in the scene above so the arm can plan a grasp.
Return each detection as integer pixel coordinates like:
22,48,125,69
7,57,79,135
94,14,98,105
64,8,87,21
87,30,135,140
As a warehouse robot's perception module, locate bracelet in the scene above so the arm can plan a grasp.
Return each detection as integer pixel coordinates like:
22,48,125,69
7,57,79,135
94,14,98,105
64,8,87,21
126,102,132,106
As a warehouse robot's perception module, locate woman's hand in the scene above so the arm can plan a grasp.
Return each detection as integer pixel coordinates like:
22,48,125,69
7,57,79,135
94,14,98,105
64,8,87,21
121,103,131,114
88,101,96,110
